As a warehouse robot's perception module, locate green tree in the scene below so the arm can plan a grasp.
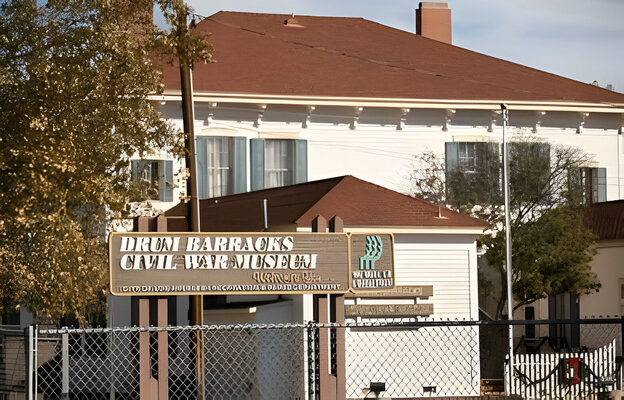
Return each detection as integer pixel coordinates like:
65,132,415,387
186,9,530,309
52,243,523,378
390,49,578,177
409,139,600,319
0,0,209,324
483,206,598,317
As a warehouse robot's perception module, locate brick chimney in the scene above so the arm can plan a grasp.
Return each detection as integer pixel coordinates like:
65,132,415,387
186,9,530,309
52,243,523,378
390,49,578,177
416,2,452,44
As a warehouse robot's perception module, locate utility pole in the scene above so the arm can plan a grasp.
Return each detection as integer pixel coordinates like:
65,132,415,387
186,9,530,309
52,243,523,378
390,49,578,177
177,8,204,399
180,61,203,320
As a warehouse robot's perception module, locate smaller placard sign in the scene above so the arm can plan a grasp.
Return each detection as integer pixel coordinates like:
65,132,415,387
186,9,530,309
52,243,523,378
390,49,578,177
344,304,434,317
349,234,395,293
346,285,433,299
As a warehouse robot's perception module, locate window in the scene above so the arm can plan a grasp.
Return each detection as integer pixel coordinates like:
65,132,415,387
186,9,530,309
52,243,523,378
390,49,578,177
131,159,173,202
250,139,307,190
195,136,246,199
569,167,607,204
508,142,550,203
445,141,499,174
444,141,500,205
588,168,607,203
445,141,551,206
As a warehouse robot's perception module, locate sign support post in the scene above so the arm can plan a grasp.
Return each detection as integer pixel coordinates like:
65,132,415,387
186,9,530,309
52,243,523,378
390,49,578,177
311,216,336,400
329,216,346,400
136,216,170,400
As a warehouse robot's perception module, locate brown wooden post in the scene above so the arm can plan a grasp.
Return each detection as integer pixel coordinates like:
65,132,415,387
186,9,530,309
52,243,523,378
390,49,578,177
137,216,152,400
316,294,336,400
329,216,346,400
312,215,336,399
328,216,343,234
156,214,167,233
136,215,169,399
311,215,327,233
139,298,152,399
136,216,150,232
156,217,169,400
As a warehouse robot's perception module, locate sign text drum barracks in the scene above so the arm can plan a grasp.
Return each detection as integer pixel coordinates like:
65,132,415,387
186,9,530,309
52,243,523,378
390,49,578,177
109,232,395,296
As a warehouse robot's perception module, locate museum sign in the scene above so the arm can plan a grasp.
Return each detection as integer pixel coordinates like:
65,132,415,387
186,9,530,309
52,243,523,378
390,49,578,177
109,232,394,295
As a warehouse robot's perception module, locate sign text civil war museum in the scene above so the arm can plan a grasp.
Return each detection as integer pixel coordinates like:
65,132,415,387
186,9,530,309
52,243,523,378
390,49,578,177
109,232,394,295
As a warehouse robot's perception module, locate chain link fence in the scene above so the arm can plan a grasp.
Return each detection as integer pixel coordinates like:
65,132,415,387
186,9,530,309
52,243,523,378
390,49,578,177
3,317,622,399
34,324,308,400
0,326,27,399
344,323,480,398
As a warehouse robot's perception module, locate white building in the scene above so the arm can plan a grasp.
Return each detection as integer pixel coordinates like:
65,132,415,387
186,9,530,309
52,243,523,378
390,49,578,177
136,5,623,219
127,4,624,325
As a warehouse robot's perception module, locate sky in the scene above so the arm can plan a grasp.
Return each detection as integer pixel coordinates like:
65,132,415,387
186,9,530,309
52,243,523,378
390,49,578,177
184,0,624,94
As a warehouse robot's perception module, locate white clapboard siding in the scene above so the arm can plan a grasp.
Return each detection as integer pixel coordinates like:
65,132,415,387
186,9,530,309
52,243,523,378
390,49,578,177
394,240,471,319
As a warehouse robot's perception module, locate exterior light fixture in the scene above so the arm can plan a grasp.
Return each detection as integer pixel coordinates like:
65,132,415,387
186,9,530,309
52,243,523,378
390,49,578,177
368,382,386,398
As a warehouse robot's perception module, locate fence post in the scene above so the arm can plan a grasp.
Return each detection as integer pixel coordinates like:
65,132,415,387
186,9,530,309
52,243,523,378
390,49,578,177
504,353,511,397
307,321,318,400
34,326,38,399
62,333,69,399
24,326,33,400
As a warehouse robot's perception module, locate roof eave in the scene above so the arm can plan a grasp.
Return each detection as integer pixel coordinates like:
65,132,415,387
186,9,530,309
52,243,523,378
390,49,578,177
153,91,624,113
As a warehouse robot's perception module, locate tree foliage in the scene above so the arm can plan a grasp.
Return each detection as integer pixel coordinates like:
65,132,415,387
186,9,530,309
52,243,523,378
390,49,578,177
0,0,208,324
409,138,600,319
155,0,213,69
483,206,598,316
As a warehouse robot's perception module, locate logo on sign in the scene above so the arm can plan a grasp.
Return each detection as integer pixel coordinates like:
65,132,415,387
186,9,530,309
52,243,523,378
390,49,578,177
359,235,382,270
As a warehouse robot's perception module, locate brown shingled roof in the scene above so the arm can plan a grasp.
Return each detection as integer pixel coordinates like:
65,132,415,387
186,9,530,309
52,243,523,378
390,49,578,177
160,11,624,104
165,175,486,232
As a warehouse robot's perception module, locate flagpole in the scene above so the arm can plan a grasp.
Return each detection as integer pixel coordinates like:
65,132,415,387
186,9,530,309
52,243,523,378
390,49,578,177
501,103,514,392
